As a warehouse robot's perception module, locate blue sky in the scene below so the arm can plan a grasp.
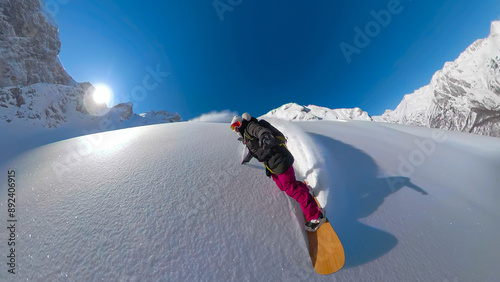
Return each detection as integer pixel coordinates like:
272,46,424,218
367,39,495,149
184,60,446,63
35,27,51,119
45,0,500,120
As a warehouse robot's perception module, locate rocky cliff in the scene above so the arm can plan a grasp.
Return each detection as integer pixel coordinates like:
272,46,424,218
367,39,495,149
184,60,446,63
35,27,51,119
0,0,73,87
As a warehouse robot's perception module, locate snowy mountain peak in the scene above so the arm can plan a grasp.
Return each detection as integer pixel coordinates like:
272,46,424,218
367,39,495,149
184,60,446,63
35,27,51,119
491,20,500,37
375,19,500,137
262,102,372,121
0,82,182,129
0,0,182,133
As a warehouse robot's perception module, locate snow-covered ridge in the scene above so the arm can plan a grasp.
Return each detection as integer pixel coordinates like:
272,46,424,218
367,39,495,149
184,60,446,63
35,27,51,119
0,83,181,129
374,20,500,137
261,103,372,122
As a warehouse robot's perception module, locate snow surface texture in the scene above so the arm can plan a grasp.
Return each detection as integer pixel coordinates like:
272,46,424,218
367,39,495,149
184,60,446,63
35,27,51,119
1,120,499,281
374,21,500,137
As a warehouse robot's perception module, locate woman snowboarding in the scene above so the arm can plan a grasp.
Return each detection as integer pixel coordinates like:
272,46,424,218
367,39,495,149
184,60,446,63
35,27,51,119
230,113,326,232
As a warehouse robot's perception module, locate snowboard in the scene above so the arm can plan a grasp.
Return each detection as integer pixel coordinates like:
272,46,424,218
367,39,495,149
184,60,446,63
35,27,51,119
306,196,345,275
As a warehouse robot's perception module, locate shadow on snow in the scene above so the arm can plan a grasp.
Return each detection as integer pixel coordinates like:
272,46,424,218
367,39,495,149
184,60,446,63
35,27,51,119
307,133,427,269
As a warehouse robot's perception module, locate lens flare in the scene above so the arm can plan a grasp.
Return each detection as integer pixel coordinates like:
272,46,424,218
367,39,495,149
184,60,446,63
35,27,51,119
92,85,113,105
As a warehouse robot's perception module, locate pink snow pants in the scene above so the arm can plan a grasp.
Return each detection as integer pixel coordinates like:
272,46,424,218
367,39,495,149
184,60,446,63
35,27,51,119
271,166,320,221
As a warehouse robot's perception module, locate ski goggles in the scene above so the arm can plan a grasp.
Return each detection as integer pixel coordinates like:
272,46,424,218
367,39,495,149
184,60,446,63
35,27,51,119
230,121,241,131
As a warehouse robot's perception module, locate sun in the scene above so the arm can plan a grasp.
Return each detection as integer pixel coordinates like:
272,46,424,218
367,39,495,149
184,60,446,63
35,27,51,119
92,84,113,105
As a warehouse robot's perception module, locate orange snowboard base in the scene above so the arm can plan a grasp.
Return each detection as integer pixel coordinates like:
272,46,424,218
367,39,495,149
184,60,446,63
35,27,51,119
306,198,345,274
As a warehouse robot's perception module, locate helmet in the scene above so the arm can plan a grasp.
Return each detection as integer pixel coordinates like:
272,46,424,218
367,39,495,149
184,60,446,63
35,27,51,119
242,112,251,121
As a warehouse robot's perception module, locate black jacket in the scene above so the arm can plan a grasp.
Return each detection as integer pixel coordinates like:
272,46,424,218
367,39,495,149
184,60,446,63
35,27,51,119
239,118,294,175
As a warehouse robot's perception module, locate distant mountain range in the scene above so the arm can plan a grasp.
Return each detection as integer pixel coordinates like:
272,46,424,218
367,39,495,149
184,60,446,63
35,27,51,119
261,103,372,121
1,0,498,138
264,21,500,138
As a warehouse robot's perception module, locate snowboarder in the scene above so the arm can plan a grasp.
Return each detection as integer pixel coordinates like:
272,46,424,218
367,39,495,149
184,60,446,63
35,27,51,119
230,113,326,232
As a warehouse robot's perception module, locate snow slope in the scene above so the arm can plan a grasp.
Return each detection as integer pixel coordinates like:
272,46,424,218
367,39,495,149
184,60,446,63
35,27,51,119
1,120,499,281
